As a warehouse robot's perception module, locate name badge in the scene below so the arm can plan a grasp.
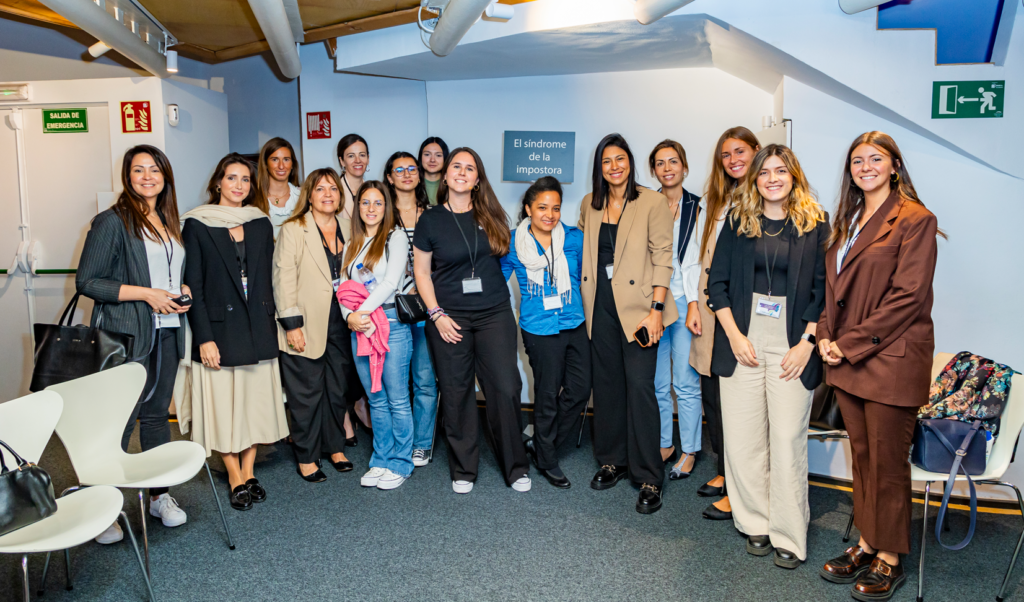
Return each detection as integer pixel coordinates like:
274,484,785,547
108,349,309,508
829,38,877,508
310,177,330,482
605,264,614,280
241,276,249,299
543,295,562,311
462,277,483,294
755,296,782,319
332,278,341,293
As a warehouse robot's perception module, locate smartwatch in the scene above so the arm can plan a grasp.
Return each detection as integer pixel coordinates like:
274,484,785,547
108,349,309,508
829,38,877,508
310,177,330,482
801,332,816,345
651,301,665,312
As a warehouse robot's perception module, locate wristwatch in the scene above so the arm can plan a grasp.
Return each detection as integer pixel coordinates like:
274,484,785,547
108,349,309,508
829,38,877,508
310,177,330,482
651,301,665,312
801,332,816,345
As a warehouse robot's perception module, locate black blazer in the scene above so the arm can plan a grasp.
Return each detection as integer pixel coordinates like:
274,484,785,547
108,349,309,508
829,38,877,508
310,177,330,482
706,214,830,390
182,216,278,367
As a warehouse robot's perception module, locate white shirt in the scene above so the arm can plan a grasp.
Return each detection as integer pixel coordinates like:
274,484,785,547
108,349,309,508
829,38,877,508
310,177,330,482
681,197,729,303
340,229,410,319
669,199,699,301
144,234,184,328
268,183,301,238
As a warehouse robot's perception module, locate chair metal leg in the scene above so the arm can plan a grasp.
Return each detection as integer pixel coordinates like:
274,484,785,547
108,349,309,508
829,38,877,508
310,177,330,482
120,511,157,602
37,552,50,596
843,508,855,543
138,490,150,577
21,554,30,602
576,408,588,448
996,482,1024,602
63,549,72,591
205,462,235,550
918,482,930,602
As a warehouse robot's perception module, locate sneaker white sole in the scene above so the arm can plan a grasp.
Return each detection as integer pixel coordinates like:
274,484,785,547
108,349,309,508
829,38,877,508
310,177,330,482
377,476,406,490
412,458,429,467
512,478,532,492
452,480,473,494
361,476,382,487
150,510,187,528
95,530,123,545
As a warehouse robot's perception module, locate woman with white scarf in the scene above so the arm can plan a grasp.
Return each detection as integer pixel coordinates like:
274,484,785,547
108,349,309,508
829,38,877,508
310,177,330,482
500,177,590,488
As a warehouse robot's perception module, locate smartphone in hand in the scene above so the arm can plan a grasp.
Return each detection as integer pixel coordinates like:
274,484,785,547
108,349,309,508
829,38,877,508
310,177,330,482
634,326,651,347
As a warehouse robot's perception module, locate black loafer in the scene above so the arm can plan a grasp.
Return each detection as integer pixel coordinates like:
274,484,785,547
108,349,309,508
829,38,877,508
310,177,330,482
591,465,629,490
774,548,802,569
697,482,725,497
539,467,570,489
245,478,266,503
297,465,327,483
345,436,358,447
702,502,733,520
229,484,253,511
524,438,539,467
636,484,662,514
746,535,774,556
329,458,354,472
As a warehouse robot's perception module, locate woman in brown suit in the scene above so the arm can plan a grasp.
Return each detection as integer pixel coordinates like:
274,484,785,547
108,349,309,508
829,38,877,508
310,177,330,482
578,133,678,514
817,132,939,601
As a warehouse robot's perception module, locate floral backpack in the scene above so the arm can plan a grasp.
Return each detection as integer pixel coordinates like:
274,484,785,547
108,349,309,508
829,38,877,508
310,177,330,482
918,351,1015,434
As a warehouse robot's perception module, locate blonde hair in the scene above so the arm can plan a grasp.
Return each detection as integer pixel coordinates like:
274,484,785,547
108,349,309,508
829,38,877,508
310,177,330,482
731,144,824,238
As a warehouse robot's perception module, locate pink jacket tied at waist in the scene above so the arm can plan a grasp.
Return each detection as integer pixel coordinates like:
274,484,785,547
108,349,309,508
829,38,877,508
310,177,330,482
336,280,390,393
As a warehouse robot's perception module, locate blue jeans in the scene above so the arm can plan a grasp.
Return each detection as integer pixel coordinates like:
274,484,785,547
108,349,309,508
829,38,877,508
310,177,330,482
351,308,414,477
410,321,438,450
655,295,702,452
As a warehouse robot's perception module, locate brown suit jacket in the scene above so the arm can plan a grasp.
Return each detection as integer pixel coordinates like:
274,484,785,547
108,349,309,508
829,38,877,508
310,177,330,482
578,187,678,342
817,192,938,407
689,200,722,377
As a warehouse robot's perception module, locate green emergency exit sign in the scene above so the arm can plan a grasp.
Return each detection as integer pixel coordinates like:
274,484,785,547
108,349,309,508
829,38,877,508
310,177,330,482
42,108,89,133
932,81,1004,119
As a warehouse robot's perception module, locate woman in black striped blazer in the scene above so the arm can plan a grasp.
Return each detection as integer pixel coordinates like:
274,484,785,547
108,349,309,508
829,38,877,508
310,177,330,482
77,145,192,542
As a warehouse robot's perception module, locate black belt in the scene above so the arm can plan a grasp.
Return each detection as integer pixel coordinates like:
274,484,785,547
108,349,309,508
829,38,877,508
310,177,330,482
381,303,395,310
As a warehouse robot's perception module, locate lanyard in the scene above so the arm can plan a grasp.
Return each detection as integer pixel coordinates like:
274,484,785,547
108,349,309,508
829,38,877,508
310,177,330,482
529,227,560,287
158,232,174,290
346,238,374,279
762,218,787,297
603,204,623,259
837,215,863,273
227,232,246,278
316,218,344,280
448,205,479,278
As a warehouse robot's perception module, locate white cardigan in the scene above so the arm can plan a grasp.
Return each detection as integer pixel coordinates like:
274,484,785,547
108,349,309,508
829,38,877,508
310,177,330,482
340,228,409,319
681,197,728,303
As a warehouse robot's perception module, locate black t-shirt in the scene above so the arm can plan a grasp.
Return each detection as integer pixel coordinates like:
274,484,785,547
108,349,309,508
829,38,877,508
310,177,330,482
413,205,510,311
754,217,791,296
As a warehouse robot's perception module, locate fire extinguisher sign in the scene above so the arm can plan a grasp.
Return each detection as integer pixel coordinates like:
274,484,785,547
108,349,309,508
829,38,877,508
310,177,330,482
120,101,152,134
306,111,331,139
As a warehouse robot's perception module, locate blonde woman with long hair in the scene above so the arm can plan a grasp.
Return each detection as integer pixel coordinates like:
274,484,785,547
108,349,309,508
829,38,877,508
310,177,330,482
706,144,829,569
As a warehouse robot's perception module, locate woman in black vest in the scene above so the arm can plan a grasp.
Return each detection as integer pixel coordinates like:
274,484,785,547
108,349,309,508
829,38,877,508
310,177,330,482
181,153,289,512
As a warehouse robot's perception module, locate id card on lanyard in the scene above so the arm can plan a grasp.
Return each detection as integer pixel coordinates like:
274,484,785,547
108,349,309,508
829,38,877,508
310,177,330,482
449,207,483,294
604,204,622,280
229,232,248,299
756,219,787,319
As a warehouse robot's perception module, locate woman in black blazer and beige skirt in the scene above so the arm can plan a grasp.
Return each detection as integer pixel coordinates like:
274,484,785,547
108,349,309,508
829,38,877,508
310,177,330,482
181,153,289,512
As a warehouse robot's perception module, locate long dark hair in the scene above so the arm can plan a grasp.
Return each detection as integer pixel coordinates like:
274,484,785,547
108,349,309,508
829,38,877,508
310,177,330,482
337,133,368,173
114,145,181,243
418,136,449,166
256,137,300,204
205,153,267,213
828,131,943,248
519,176,562,222
438,147,511,256
590,133,640,211
285,168,343,225
700,126,760,257
344,181,395,271
383,151,429,227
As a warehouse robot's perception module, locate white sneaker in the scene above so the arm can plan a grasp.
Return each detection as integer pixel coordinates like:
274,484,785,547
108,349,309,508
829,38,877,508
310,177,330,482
95,521,123,545
361,467,387,487
376,469,407,490
149,494,187,527
512,476,532,492
412,449,430,467
452,480,474,494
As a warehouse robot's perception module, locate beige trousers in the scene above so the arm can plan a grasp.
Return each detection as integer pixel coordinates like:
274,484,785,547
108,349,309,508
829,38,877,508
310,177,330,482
720,293,812,560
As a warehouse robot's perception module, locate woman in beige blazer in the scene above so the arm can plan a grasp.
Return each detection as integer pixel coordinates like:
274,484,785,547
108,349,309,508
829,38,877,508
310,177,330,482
578,133,677,515
274,168,355,483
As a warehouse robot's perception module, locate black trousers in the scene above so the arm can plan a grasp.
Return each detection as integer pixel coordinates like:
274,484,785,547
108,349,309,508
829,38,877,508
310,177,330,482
521,324,592,470
590,289,663,486
280,302,352,464
701,373,726,481
122,327,178,495
426,303,528,484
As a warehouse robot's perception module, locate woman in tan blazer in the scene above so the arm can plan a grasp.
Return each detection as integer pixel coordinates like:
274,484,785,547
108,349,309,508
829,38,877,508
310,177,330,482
578,133,677,514
681,126,760,521
817,132,939,601
274,168,355,483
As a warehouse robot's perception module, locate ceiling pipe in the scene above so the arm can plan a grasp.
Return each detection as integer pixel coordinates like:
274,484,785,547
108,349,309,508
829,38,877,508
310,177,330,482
429,0,494,57
634,0,698,25
35,0,169,77
838,0,888,14
247,0,302,79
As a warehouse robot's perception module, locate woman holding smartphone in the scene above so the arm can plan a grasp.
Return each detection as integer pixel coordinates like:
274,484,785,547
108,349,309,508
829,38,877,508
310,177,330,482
501,176,589,489
578,133,677,514
707,144,828,568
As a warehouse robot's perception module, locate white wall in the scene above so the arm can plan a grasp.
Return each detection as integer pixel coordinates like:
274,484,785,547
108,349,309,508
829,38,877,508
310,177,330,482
162,79,230,210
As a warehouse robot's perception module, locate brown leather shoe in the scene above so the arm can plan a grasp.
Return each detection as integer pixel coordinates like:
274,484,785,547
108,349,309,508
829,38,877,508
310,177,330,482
819,545,877,584
852,558,906,601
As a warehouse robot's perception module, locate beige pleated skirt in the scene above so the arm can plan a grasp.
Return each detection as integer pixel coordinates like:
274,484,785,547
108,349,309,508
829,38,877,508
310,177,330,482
187,358,290,456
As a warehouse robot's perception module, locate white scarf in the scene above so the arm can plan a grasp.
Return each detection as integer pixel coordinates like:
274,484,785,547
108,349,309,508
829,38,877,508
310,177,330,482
181,204,269,229
514,218,571,305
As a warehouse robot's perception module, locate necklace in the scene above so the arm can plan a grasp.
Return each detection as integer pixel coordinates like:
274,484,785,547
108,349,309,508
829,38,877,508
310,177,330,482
763,216,788,237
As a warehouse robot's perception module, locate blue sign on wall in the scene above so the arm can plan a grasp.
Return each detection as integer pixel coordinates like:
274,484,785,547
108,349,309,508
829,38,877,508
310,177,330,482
502,131,575,183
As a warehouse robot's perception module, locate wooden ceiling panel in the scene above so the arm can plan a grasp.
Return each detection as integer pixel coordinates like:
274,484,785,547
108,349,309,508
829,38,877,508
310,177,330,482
0,0,73,27
139,0,263,52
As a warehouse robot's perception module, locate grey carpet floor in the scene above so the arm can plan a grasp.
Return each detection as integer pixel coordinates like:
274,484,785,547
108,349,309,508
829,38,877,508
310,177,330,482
2,413,1021,602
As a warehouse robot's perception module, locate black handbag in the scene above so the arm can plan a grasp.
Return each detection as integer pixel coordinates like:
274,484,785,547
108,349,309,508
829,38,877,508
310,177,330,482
0,439,58,537
30,286,136,392
911,419,986,550
809,383,845,431
395,293,428,324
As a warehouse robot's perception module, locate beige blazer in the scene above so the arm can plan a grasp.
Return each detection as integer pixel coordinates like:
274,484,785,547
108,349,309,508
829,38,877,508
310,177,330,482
273,213,342,359
689,208,722,377
578,187,678,342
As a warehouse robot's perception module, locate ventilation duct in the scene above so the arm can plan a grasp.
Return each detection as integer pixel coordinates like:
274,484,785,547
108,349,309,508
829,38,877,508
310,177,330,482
634,0,698,25
247,0,302,79
429,0,495,57
838,0,888,14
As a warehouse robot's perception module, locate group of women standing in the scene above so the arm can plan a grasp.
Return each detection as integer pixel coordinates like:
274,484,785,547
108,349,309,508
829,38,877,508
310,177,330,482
77,124,938,602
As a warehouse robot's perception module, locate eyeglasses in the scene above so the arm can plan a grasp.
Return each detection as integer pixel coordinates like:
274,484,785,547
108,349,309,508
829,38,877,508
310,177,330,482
360,200,385,208
392,166,418,175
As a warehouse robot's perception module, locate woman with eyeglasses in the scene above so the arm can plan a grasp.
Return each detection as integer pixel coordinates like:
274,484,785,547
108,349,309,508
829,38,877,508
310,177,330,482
384,152,438,467
419,137,449,206
341,181,414,490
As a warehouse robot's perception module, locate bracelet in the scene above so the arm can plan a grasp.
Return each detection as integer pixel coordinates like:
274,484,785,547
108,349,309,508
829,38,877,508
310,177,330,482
428,306,446,322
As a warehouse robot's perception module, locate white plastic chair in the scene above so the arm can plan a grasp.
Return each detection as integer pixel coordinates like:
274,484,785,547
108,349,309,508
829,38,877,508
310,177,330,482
42,363,233,586
0,391,155,602
914,352,1024,602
